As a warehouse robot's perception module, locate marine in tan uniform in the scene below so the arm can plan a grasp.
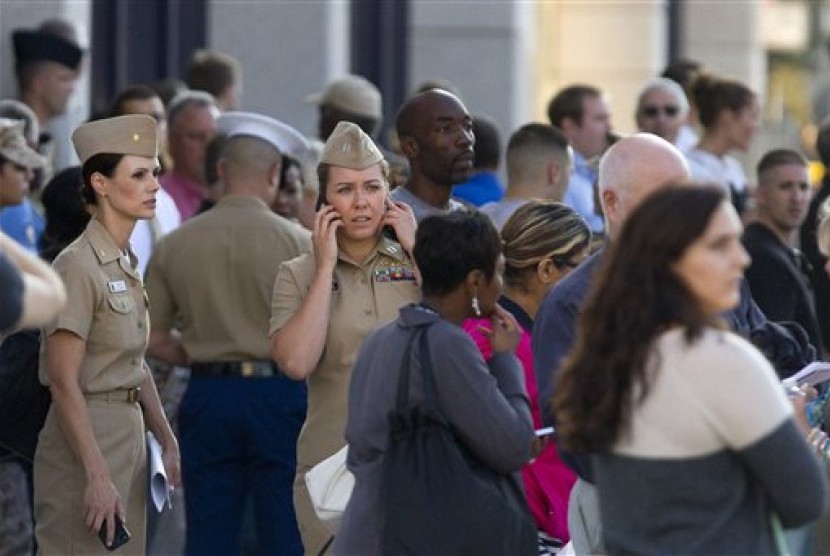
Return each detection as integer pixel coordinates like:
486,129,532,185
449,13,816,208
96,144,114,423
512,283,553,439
34,114,181,554
145,111,312,555
270,121,420,554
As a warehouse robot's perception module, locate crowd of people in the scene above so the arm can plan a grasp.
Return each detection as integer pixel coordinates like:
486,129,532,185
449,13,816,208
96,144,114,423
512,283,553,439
4,15,830,556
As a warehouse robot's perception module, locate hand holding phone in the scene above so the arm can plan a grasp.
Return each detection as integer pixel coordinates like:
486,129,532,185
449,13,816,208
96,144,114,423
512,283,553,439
98,515,131,551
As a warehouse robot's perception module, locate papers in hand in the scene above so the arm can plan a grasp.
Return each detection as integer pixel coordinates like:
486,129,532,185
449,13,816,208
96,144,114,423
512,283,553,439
782,361,830,389
147,432,173,512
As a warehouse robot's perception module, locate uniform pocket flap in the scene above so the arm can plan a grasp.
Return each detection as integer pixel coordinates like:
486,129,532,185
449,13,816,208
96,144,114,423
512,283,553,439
108,295,134,314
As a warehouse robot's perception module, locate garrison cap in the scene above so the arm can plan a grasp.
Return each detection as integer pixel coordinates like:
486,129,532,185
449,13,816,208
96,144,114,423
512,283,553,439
306,75,382,119
320,121,384,170
72,115,158,164
217,111,309,155
0,118,44,169
13,29,83,71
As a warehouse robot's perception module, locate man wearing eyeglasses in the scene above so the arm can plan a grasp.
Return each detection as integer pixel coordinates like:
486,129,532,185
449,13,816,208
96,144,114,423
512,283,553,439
634,77,690,151
161,91,219,220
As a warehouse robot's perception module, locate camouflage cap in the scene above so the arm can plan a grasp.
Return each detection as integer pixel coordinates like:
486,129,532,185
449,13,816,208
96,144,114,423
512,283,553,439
0,118,44,169
320,121,384,170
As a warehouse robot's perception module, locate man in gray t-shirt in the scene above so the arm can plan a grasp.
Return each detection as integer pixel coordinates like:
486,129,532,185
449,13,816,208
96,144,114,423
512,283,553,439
390,89,473,221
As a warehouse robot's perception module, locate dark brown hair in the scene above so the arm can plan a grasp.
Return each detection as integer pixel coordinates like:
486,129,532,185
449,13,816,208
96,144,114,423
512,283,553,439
554,185,727,452
80,153,124,205
691,73,755,129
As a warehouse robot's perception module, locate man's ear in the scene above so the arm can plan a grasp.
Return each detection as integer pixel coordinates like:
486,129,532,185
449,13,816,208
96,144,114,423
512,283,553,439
559,116,580,137
601,188,618,225
216,157,228,184
755,183,769,210
399,135,420,159
269,160,281,187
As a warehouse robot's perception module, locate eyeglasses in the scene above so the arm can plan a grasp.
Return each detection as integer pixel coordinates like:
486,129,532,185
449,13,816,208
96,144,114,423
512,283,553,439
641,105,680,118
553,257,581,270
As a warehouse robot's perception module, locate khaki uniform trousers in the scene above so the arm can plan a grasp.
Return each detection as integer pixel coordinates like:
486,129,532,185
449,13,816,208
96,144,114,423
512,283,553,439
295,470,332,555
34,398,147,555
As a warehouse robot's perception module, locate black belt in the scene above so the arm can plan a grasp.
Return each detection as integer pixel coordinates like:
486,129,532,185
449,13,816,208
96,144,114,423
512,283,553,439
190,360,282,378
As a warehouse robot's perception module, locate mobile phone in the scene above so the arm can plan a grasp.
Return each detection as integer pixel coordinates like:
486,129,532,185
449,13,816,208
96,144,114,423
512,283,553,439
535,427,554,438
98,515,131,551
315,191,328,211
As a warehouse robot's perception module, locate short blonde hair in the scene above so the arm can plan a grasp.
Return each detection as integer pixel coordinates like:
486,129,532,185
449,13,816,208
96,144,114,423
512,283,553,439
818,198,830,257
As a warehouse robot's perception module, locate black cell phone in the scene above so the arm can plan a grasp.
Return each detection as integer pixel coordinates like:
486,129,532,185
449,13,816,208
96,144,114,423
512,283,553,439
315,191,327,211
98,515,131,551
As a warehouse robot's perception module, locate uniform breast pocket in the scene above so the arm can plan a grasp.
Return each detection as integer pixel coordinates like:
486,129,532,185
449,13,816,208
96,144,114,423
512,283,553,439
100,294,136,345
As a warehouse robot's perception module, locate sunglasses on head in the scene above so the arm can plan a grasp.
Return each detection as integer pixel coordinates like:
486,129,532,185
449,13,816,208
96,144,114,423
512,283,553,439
641,105,680,118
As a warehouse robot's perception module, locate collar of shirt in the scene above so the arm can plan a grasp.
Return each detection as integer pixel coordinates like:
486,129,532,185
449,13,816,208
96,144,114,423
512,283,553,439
399,303,440,327
86,218,141,279
337,234,408,267
214,193,272,212
572,151,597,182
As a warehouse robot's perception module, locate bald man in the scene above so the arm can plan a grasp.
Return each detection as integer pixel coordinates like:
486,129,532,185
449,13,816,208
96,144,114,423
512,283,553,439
390,89,474,221
532,133,816,554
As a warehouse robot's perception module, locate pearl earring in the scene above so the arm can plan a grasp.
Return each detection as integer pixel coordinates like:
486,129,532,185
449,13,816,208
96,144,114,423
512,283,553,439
471,295,481,317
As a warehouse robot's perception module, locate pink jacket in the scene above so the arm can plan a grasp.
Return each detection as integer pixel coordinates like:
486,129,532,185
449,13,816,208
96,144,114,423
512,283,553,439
463,317,577,542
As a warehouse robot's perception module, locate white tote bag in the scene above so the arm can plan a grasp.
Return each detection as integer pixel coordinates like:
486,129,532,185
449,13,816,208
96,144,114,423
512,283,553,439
305,445,354,534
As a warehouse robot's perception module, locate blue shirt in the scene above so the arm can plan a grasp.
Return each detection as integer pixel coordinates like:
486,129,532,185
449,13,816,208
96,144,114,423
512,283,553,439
452,171,504,207
562,152,604,234
0,199,44,254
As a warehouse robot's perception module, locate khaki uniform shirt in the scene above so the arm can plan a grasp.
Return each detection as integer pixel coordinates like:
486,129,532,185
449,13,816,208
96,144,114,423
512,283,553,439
269,235,420,471
40,218,147,392
146,195,311,361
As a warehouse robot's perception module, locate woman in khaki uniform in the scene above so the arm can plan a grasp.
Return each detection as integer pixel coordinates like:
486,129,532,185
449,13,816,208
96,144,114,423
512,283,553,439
270,121,420,554
34,115,180,554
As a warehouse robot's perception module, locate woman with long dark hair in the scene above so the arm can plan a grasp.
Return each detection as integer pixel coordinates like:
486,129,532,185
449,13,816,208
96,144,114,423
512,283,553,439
554,185,826,554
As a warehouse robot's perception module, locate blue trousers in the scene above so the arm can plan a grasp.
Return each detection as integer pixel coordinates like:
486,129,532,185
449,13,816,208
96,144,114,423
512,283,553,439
179,375,307,556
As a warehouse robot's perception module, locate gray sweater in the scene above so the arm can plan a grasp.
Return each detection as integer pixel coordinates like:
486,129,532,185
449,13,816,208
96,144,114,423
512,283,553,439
595,328,827,555
334,304,534,555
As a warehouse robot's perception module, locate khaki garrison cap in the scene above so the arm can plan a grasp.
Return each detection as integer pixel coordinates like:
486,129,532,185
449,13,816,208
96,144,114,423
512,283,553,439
0,118,44,169
72,114,158,164
320,121,384,170
217,111,309,155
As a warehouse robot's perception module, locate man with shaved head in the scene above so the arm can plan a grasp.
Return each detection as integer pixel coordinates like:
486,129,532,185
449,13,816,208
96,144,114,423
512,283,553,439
146,112,311,555
390,89,475,221
532,133,816,554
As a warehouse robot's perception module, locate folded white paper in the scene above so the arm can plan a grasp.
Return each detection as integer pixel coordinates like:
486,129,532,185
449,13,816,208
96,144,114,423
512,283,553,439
783,361,830,389
147,432,172,512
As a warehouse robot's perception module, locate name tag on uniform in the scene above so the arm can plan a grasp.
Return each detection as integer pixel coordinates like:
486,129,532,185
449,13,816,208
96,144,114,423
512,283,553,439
374,266,416,283
108,280,127,293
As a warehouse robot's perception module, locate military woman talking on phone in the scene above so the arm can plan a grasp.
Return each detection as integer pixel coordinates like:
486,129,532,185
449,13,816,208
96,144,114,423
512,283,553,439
34,115,180,554
270,121,419,554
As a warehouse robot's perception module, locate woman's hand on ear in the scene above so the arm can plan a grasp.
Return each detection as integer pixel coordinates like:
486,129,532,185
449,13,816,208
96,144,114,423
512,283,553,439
313,205,341,273
382,201,417,256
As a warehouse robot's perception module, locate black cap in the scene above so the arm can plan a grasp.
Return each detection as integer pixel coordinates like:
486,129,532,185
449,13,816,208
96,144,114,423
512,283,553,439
13,30,83,71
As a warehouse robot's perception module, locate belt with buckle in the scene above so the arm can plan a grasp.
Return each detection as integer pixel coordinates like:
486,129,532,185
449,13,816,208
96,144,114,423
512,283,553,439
190,360,280,378
85,387,142,404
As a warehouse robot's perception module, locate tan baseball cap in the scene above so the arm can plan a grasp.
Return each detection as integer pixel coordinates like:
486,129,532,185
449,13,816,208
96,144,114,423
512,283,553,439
306,75,382,119
0,118,44,169
72,114,158,164
320,121,384,170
